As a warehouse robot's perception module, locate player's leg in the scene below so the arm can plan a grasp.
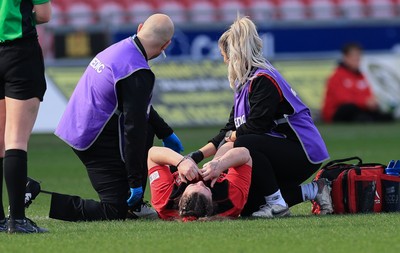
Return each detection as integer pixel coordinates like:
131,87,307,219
2,36,47,233
4,97,47,232
4,97,39,151
0,99,6,231
4,98,40,209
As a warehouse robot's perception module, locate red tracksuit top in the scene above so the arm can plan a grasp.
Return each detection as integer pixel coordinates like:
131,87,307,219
322,63,374,123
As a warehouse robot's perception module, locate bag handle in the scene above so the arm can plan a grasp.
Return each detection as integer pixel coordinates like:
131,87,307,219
324,156,363,168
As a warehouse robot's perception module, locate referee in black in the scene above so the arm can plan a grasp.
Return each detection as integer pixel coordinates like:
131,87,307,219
0,0,52,233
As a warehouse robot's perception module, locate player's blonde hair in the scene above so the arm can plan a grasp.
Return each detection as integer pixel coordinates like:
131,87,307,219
218,16,272,91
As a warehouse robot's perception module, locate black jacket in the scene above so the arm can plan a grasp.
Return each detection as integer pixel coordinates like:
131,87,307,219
210,75,297,148
116,36,172,188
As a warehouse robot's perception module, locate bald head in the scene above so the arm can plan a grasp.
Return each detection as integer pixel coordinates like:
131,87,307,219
137,14,174,48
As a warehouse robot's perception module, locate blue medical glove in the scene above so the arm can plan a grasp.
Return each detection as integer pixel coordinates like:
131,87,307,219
127,186,143,207
162,133,184,153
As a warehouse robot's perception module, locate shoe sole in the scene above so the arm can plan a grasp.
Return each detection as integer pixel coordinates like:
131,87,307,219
131,213,159,219
252,209,291,218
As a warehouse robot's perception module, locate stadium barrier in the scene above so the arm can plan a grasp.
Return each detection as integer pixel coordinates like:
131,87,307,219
34,54,400,133
33,20,400,132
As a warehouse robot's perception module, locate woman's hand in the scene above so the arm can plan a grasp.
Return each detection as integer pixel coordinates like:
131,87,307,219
366,97,379,110
200,160,222,187
177,158,200,183
225,131,237,142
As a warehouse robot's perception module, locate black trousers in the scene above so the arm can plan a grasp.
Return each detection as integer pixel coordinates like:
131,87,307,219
234,134,321,216
49,119,155,221
333,103,393,123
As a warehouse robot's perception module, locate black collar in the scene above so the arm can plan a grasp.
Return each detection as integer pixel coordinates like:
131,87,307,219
134,36,148,61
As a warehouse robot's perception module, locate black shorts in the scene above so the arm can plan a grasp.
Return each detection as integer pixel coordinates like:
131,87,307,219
0,36,47,101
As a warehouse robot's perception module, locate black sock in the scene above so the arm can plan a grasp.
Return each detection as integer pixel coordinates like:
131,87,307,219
4,149,27,220
0,157,5,220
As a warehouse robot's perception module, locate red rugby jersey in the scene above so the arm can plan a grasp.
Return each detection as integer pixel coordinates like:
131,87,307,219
148,164,252,220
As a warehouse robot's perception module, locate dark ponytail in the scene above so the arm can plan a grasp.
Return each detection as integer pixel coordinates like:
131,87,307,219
178,192,213,220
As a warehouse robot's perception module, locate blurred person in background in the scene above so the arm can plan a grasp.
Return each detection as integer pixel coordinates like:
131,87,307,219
0,0,51,233
322,42,394,123
27,14,183,222
188,17,332,219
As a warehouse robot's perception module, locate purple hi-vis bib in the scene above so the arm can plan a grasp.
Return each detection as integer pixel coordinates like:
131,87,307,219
55,36,152,150
234,67,329,164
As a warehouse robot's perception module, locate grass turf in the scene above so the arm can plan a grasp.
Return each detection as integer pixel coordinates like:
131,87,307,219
1,123,400,253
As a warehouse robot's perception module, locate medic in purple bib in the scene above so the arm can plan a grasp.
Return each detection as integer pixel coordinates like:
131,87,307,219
49,14,182,221
188,17,333,218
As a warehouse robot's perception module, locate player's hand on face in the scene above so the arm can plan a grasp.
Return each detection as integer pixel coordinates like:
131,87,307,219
200,160,221,187
178,158,200,183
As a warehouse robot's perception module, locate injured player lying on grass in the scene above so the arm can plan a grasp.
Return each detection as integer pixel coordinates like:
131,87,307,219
147,142,252,221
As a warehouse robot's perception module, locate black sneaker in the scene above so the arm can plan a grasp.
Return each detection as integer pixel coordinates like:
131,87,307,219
8,218,48,234
0,218,8,232
25,177,41,208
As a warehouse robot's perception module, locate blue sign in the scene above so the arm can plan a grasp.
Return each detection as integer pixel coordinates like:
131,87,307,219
112,23,400,59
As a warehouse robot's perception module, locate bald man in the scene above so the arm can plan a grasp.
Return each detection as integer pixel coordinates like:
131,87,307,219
28,14,180,221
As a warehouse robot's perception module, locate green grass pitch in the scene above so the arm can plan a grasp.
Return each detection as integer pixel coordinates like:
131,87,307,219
1,123,400,253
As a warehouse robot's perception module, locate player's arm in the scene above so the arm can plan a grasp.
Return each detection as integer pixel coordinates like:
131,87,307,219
148,147,199,183
33,1,52,24
148,147,183,169
200,146,252,187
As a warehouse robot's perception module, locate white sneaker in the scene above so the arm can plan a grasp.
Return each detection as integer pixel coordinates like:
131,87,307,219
127,201,159,219
252,203,291,218
314,178,333,215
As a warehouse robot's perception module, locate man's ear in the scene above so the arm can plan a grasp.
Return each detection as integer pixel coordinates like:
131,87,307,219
161,40,172,51
137,23,143,33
